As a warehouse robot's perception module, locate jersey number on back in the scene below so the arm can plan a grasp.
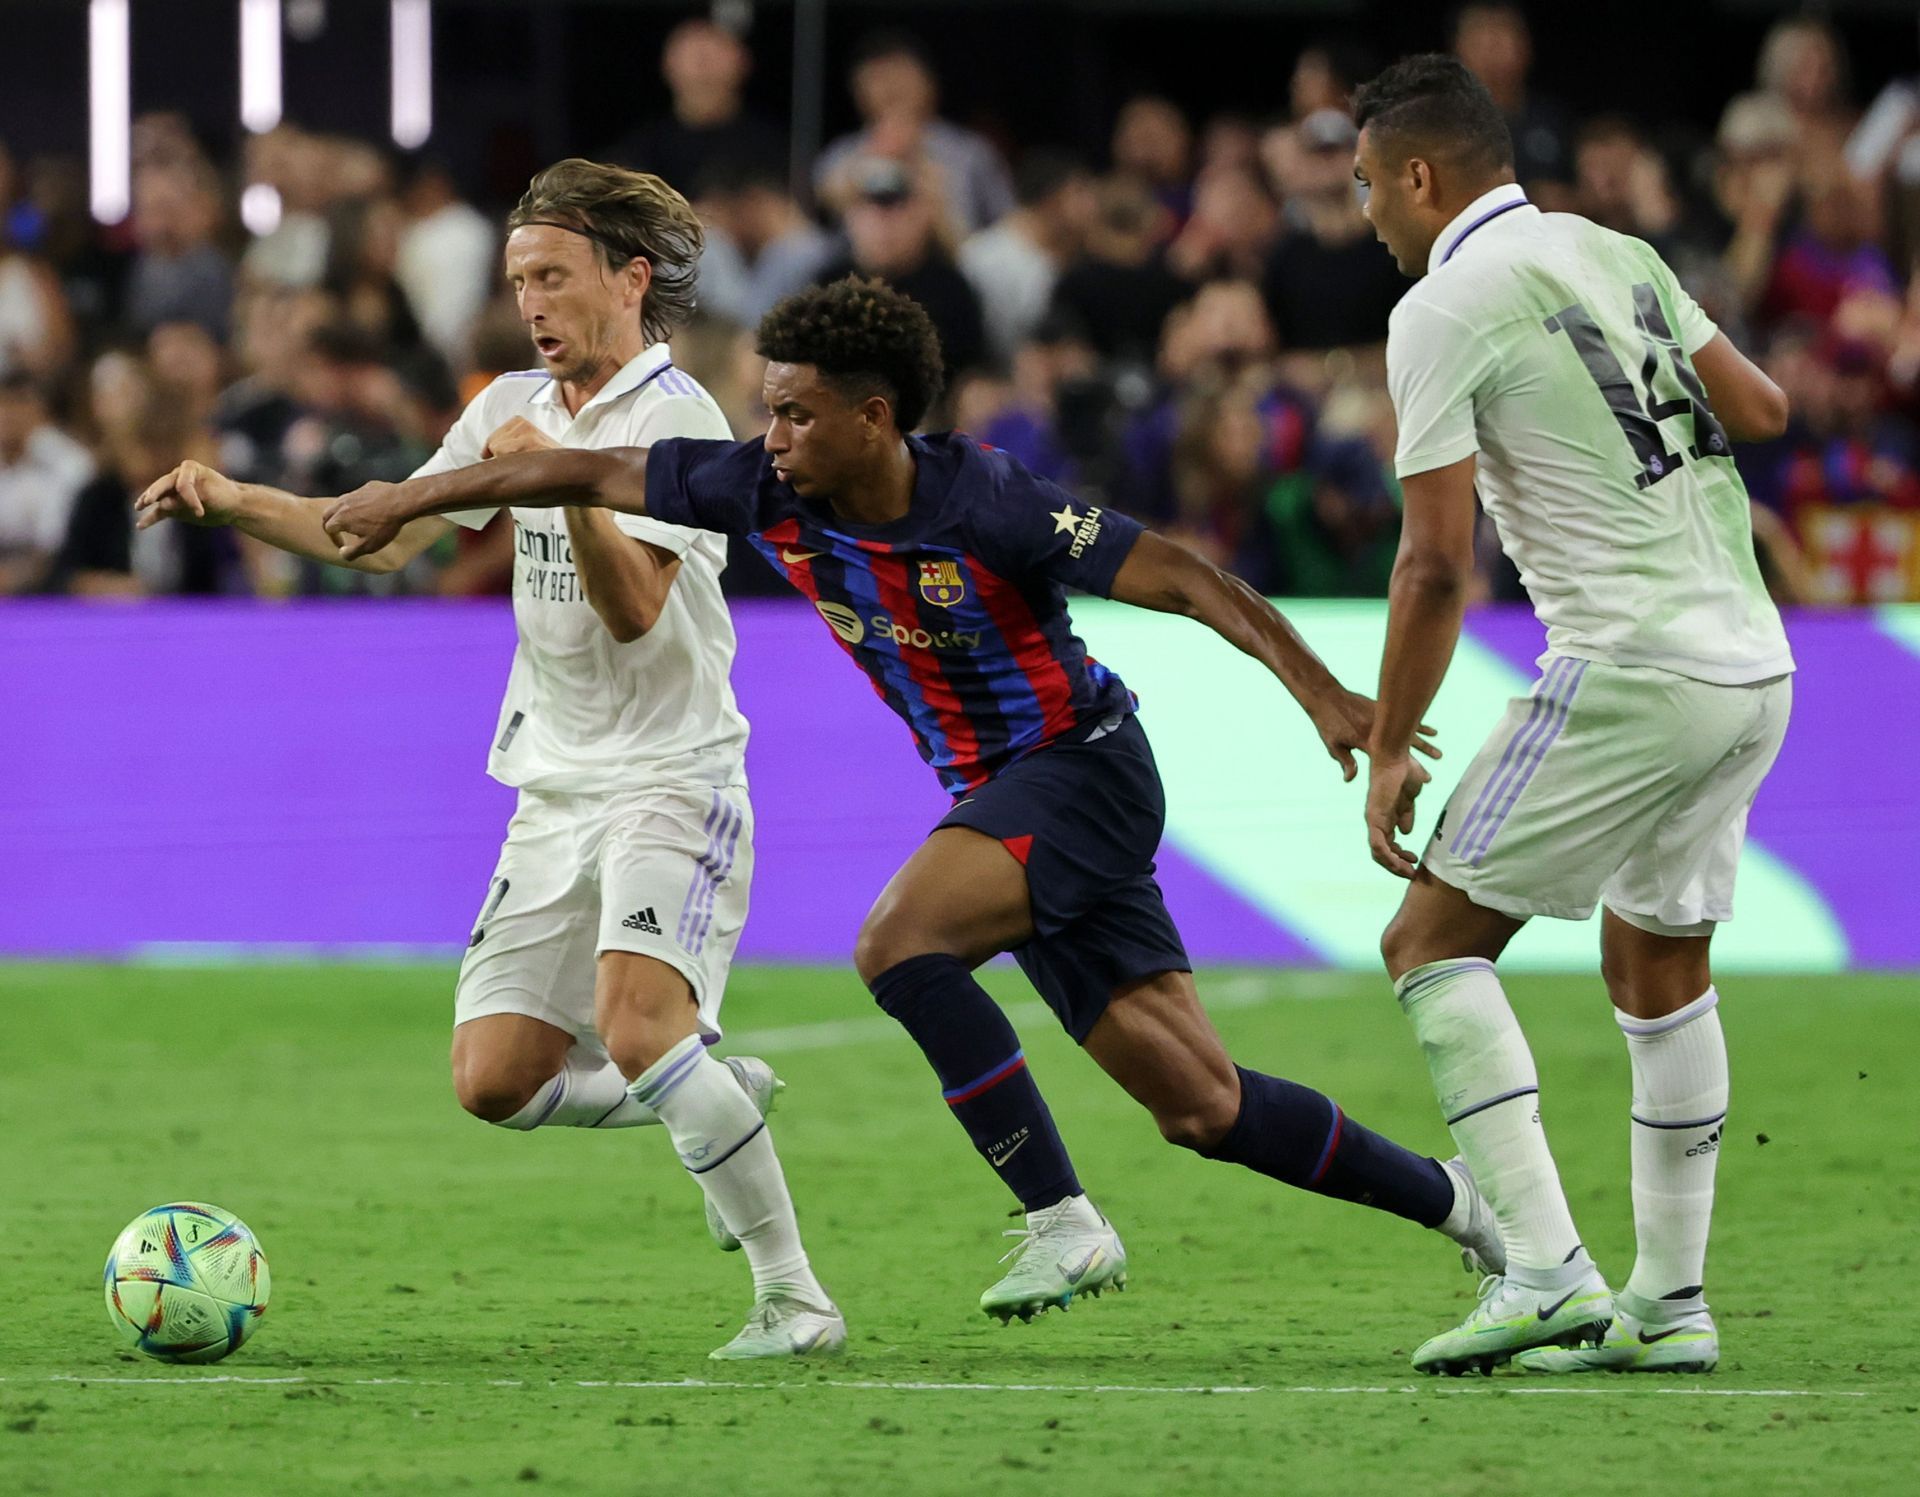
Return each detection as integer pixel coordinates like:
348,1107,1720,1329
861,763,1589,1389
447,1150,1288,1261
1544,284,1732,491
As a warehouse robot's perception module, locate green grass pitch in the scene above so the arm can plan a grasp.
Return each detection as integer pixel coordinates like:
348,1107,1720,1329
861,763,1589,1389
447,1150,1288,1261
3,963,1917,1495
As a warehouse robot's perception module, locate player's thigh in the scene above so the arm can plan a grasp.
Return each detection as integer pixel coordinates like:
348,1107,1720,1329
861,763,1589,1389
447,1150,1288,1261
1380,864,1527,979
591,951,701,1078
453,793,602,1055
1603,675,1791,940
1082,968,1240,1147
591,781,754,1043
854,826,1035,980
1420,660,1730,929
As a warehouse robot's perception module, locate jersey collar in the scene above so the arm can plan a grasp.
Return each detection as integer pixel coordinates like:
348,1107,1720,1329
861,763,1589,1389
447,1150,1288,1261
1428,183,1532,275
529,343,675,414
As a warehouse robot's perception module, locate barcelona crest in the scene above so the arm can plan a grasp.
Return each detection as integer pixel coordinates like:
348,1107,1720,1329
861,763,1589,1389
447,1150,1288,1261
918,559,966,607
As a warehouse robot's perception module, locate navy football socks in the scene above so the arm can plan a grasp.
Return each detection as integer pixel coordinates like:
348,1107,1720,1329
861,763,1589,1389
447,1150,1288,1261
1205,1065,1453,1227
867,953,1081,1213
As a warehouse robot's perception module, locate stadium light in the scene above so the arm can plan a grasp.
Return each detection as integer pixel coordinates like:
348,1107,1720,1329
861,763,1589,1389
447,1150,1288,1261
88,0,131,224
239,0,283,134
390,0,432,149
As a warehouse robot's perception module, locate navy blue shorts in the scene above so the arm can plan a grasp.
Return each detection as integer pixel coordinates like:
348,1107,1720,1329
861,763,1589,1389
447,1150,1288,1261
937,713,1190,1043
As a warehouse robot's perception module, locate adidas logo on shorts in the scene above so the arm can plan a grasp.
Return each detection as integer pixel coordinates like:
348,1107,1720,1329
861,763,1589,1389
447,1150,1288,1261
622,907,663,935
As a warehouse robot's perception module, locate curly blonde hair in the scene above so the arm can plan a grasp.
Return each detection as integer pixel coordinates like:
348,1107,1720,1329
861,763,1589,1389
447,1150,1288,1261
506,158,705,344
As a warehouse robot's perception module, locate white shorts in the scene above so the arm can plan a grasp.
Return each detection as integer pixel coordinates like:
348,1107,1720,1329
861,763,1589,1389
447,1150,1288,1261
453,781,753,1047
1423,657,1791,934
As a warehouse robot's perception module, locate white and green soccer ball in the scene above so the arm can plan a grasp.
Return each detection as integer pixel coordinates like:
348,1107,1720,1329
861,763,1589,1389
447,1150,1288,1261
104,1203,271,1364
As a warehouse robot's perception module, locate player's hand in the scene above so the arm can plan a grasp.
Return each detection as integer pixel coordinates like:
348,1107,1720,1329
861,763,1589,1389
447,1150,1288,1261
134,461,241,531
1308,687,1439,782
1366,753,1430,878
321,481,411,560
484,417,559,458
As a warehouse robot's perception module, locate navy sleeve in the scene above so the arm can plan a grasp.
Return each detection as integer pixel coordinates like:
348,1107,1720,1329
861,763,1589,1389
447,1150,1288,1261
967,449,1144,597
643,437,767,535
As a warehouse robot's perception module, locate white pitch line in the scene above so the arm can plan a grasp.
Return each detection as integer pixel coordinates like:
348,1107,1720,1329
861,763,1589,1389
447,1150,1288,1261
9,1374,1871,1398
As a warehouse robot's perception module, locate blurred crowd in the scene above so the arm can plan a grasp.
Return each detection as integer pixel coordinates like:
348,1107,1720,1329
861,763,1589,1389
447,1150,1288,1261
3,4,1920,604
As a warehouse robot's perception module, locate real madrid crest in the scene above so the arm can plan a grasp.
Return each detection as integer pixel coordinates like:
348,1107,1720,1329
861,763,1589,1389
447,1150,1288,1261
918,558,966,607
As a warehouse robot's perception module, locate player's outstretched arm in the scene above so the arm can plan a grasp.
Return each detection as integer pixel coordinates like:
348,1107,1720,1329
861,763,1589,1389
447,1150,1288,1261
321,446,654,561
1368,453,1479,877
134,461,451,575
1109,529,1437,780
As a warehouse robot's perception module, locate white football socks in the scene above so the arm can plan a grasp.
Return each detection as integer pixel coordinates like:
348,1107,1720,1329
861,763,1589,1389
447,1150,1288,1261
629,1035,827,1305
1618,988,1728,1306
499,1051,660,1130
1396,958,1584,1281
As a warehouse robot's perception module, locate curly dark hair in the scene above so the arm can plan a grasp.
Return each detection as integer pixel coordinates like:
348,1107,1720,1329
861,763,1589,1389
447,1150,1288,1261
755,277,946,432
506,158,705,344
1351,53,1513,175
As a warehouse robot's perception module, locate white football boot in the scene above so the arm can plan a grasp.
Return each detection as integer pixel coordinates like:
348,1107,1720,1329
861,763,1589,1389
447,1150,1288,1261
1514,1291,1719,1374
1412,1259,1614,1376
708,1295,847,1361
706,1056,786,1252
980,1194,1128,1323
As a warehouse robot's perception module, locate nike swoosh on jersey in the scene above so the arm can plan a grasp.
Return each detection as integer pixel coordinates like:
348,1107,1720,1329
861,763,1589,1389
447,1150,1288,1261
780,547,823,563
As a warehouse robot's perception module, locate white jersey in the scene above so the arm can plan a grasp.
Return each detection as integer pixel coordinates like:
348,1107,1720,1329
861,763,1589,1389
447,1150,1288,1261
414,346,748,793
1387,184,1794,686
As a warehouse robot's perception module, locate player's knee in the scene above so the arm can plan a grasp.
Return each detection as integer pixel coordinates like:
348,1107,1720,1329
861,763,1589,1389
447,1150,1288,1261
452,1062,544,1125
855,907,926,987
1379,913,1423,981
1151,1086,1240,1153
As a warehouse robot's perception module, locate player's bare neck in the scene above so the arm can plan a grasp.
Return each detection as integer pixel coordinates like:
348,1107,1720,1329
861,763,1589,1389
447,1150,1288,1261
826,438,917,527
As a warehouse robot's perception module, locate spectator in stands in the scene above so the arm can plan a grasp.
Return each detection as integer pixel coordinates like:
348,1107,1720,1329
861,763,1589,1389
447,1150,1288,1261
0,371,93,593
1167,161,1278,284
1452,2,1573,206
323,192,425,354
604,19,785,198
240,126,332,289
1751,15,1857,157
971,313,1105,487
394,154,496,370
815,31,1015,237
124,161,232,340
59,372,209,596
1572,116,1682,255
1289,37,1378,120
696,154,837,329
147,320,225,428
1110,95,1193,229
1761,159,1899,330
0,231,74,382
1050,174,1186,367
814,157,986,382
1259,110,1404,350
958,150,1097,363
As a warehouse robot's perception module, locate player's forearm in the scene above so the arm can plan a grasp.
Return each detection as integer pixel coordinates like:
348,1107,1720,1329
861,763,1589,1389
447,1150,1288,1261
398,448,653,519
1374,556,1469,759
560,506,677,642
1135,543,1344,705
230,485,406,575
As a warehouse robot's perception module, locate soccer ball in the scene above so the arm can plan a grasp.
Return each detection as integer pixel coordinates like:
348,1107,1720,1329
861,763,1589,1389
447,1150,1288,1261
103,1202,271,1364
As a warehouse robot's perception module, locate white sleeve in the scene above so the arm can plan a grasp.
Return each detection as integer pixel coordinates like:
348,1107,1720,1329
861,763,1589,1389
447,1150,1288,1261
1664,267,1720,357
409,379,521,531
608,395,737,554
1387,295,1495,479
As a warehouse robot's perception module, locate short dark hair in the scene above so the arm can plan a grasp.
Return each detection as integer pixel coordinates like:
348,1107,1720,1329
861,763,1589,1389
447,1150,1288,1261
1012,149,1088,209
756,277,946,432
852,27,934,74
1351,53,1514,176
507,158,706,344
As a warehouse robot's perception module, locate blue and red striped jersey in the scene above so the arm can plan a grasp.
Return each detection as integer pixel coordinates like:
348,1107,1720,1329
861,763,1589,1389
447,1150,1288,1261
646,433,1143,795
